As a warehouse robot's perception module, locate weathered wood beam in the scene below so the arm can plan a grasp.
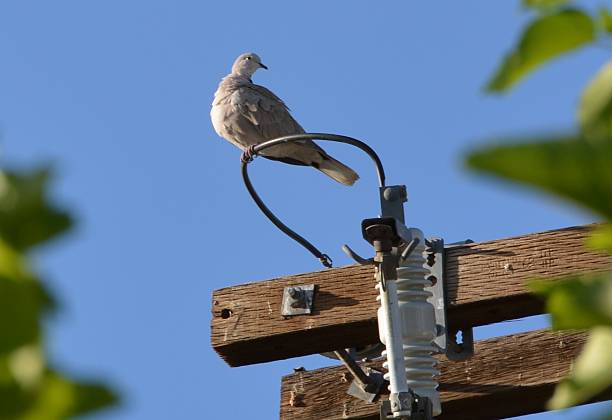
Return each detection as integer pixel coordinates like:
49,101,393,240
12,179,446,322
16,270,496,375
280,330,610,420
211,225,611,367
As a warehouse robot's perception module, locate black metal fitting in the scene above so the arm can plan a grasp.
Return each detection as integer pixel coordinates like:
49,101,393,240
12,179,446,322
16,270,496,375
380,391,433,420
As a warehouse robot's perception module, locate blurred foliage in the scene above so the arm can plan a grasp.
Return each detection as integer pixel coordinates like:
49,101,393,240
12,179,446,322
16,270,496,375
0,166,118,419
530,274,612,330
466,136,612,218
468,0,612,413
486,9,594,92
522,0,568,10
0,169,72,252
579,61,612,141
599,8,612,33
548,327,612,410
587,224,612,252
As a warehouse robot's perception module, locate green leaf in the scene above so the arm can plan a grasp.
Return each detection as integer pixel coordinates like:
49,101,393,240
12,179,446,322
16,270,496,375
466,136,612,219
579,61,612,141
0,366,119,420
0,238,56,355
530,273,612,329
0,278,46,355
20,371,119,420
0,167,73,251
0,354,37,418
487,9,595,92
548,326,612,409
587,224,612,252
600,8,612,33
522,0,568,11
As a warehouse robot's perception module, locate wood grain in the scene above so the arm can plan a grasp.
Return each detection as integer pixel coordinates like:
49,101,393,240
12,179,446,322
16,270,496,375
280,330,610,420
211,225,611,366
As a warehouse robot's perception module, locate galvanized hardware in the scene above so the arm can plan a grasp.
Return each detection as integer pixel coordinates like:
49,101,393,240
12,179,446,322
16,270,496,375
334,349,386,403
390,391,413,417
380,185,407,224
446,327,474,361
341,244,374,265
380,391,433,420
438,239,475,361
400,237,421,263
281,284,315,316
346,366,386,403
362,218,401,290
320,343,384,362
424,238,448,353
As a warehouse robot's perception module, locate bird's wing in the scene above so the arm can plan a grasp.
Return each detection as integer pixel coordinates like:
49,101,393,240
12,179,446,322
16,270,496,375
231,84,306,140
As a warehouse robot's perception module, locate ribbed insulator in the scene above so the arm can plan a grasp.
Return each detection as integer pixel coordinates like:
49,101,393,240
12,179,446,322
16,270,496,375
376,228,441,416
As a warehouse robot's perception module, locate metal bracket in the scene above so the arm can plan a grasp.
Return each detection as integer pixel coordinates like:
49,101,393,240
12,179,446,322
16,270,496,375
380,185,407,224
347,367,386,403
281,284,315,316
380,392,433,420
424,237,475,360
446,326,474,361
334,348,387,403
424,237,447,353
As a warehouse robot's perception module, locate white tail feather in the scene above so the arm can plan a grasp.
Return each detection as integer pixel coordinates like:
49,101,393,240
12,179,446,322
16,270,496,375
317,157,359,186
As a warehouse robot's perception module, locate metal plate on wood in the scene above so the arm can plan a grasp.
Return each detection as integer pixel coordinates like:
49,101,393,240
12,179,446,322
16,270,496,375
425,237,447,353
346,367,386,403
281,284,315,316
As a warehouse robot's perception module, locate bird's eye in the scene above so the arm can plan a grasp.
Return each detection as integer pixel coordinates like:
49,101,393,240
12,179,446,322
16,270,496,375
245,56,251,60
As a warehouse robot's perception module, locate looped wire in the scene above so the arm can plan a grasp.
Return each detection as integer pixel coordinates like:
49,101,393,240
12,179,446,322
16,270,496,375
319,254,333,268
241,133,386,268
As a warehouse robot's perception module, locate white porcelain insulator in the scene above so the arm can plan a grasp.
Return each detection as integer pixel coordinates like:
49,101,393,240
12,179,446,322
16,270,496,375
376,228,441,417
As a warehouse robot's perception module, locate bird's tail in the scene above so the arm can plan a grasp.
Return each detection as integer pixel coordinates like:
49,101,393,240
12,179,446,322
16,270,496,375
316,156,359,186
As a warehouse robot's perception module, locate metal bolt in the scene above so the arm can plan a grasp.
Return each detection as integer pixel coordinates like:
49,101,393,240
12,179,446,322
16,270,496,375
383,186,407,202
288,287,308,309
288,287,299,298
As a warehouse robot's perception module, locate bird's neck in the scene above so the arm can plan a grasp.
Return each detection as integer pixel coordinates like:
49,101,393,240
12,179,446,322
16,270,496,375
227,73,253,83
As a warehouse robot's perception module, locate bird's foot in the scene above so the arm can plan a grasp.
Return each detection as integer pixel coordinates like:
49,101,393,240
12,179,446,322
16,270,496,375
240,145,257,163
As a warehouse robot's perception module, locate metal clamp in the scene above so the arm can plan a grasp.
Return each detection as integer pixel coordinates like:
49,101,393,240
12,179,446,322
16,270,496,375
281,284,315,316
380,391,433,420
435,239,475,361
334,349,386,403
423,238,448,354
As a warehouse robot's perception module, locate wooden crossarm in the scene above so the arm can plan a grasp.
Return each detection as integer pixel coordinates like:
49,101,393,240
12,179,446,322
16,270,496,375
280,330,611,420
211,225,611,367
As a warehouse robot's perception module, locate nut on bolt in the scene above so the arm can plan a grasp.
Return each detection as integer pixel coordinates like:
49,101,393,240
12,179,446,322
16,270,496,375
281,284,315,316
288,287,307,308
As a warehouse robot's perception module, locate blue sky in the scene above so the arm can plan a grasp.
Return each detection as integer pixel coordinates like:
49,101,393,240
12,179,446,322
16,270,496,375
1,1,611,419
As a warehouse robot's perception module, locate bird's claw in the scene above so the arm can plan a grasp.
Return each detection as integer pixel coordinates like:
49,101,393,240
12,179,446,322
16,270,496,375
240,145,257,163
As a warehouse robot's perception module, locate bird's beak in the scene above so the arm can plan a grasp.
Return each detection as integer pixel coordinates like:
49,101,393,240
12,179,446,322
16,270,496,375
259,63,268,70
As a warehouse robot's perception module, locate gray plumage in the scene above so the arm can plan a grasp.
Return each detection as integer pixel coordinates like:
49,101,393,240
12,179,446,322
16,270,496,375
211,52,359,186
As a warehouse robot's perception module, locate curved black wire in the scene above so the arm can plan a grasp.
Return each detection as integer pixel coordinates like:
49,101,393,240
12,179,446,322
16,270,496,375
241,133,386,268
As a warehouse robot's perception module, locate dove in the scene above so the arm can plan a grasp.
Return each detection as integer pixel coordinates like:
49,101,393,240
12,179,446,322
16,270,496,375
211,52,359,186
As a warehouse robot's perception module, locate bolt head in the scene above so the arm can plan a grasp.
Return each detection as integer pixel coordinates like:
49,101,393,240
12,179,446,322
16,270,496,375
383,186,407,202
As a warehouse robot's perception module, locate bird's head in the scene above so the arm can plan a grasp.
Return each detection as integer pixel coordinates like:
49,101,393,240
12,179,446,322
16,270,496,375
231,52,268,77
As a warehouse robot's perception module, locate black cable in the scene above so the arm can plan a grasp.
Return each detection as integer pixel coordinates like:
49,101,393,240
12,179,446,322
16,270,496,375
241,133,386,268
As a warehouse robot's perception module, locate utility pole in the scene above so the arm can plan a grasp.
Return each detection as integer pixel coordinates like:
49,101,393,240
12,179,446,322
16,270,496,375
211,225,612,419
211,133,612,419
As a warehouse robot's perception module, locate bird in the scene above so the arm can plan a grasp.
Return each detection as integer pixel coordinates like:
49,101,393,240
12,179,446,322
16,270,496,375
211,52,359,186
